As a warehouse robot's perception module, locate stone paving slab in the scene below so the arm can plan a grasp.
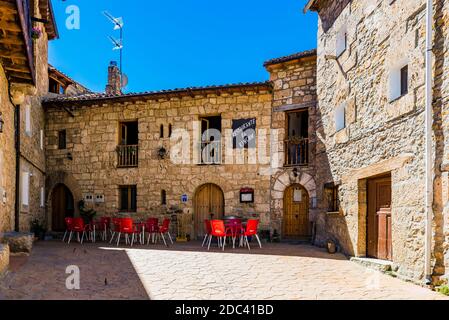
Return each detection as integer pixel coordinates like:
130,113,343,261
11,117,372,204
0,241,446,300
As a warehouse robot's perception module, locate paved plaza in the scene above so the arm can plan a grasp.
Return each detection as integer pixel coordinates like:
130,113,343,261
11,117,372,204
0,241,445,300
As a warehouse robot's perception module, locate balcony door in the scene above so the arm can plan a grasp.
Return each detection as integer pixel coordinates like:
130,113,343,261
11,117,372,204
118,121,138,167
285,110,309,166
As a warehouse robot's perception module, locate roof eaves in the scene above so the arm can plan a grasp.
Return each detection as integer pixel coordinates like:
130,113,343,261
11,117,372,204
263,49,317,68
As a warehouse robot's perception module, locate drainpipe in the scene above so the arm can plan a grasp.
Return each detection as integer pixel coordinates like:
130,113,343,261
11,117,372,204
14,105,20,232
424,0,434,285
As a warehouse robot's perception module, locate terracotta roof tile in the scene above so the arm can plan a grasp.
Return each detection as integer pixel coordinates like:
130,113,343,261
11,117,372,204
263,49,317,67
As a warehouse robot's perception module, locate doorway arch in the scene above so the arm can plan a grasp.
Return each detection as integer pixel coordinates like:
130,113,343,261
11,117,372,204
51,184,75,231
283,184,310,239
194,183,224,239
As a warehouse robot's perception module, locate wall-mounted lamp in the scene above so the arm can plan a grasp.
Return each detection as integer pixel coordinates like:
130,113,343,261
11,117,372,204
0,112,4,133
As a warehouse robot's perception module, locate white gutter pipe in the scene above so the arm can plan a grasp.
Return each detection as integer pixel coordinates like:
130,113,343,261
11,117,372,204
424,0,434,285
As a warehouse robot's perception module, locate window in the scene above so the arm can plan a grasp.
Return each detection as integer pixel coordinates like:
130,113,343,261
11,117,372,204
336,26,347,57
160,124,164,138
40,129,44,150
335,103,346,132
119,185,137,212
389,62,409,101
199,116,222,164
25,105,31,136
285,110,309,166
21,172,30,206
40,187,45,208
161,190,167,205
58,130,66,149
118,122,138,167
49,78,66,95
325,183,340,212
168,124,172,138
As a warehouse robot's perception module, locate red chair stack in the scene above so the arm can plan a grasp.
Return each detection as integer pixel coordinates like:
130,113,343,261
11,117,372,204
115,218,140,247
67,218,90,244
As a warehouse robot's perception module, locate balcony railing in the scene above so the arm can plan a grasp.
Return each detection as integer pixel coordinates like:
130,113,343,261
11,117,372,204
199,141,222,165
285,138,309,166
117,145,138,168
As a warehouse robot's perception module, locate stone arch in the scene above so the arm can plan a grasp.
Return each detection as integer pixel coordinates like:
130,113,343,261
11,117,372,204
46,171,82,231
271,170,317,235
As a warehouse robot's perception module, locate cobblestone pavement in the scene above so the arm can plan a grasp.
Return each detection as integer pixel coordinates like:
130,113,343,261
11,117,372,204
0,240,445,300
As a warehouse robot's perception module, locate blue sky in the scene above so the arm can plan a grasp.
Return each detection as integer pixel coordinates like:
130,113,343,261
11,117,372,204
49,0,317,93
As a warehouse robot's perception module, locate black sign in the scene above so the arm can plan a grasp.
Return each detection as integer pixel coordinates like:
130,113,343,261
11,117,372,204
232,118,256,149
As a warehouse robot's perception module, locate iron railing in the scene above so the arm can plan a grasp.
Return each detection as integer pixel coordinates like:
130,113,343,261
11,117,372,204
117,145,138,168
285,138,309,166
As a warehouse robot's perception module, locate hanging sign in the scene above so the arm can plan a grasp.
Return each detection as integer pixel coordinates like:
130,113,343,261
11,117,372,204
181,194,188,203
232,118,256,149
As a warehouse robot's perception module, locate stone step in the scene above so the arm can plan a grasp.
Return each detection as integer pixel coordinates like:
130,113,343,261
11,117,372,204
0,232,34,254
350,257,393,273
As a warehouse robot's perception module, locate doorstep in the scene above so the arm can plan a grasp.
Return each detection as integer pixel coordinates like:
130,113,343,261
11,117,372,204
350,256,393,272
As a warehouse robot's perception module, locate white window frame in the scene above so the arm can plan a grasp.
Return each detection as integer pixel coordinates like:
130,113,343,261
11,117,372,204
40,129,44,150
40,187,45,208
388,60,409,102
335,103,346,132
25,105,31,136
21,172,30,206
336,25,347,57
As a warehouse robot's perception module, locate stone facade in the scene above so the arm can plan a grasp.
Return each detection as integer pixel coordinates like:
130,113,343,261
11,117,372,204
43,53,319,239
265,53,318,235
0,0,56,233
308,0,448,282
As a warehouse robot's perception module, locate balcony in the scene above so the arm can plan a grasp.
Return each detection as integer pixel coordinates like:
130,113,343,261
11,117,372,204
285,138,309,166
199,141,222,165
117,145,138,168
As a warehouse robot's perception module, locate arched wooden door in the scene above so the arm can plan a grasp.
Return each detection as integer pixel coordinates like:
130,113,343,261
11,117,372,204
194,183,224,239
283,184,310,239
51,184,75,231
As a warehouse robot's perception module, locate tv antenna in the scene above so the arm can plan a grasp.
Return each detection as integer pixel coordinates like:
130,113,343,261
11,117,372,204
103,11,124,82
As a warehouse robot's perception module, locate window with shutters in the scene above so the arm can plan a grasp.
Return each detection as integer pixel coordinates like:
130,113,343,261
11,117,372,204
21,172,30,207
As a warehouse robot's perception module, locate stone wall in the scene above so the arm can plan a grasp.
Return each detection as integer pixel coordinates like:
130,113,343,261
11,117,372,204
0,66,16,233
314,0,431,281
18,1,49,232
266,55,318,235
45,87,275,234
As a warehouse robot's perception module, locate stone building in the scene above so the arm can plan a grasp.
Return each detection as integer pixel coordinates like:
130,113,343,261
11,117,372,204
304,0,449,283
43,53,319,241
0,0,58,233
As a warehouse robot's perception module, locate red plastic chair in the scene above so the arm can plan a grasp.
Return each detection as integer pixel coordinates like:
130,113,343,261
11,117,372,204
202,220,212,247
115,218,140,247
62,217,74,242
145,218,160,245
109,218,122,244
67,218,89,244
242,219,262,251
207,220,227,251
158,218,173,246
95,217,111,241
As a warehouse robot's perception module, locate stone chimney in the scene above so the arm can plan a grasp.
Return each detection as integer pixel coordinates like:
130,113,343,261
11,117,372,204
105,61,122,95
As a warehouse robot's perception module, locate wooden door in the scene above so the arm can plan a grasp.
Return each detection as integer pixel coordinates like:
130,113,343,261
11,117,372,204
283,184,310,238
51,184,74,231
367,176,392,260
194,184,224,238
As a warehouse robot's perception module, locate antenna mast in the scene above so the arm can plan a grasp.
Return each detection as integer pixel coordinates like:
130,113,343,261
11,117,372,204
103,11,124,82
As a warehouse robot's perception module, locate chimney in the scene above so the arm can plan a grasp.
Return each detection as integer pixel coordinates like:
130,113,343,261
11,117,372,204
105,61,122,95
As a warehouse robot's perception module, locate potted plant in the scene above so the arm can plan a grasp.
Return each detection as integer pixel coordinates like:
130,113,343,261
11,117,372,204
31,27,42,40
30,218,46,241
78,200,97,224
